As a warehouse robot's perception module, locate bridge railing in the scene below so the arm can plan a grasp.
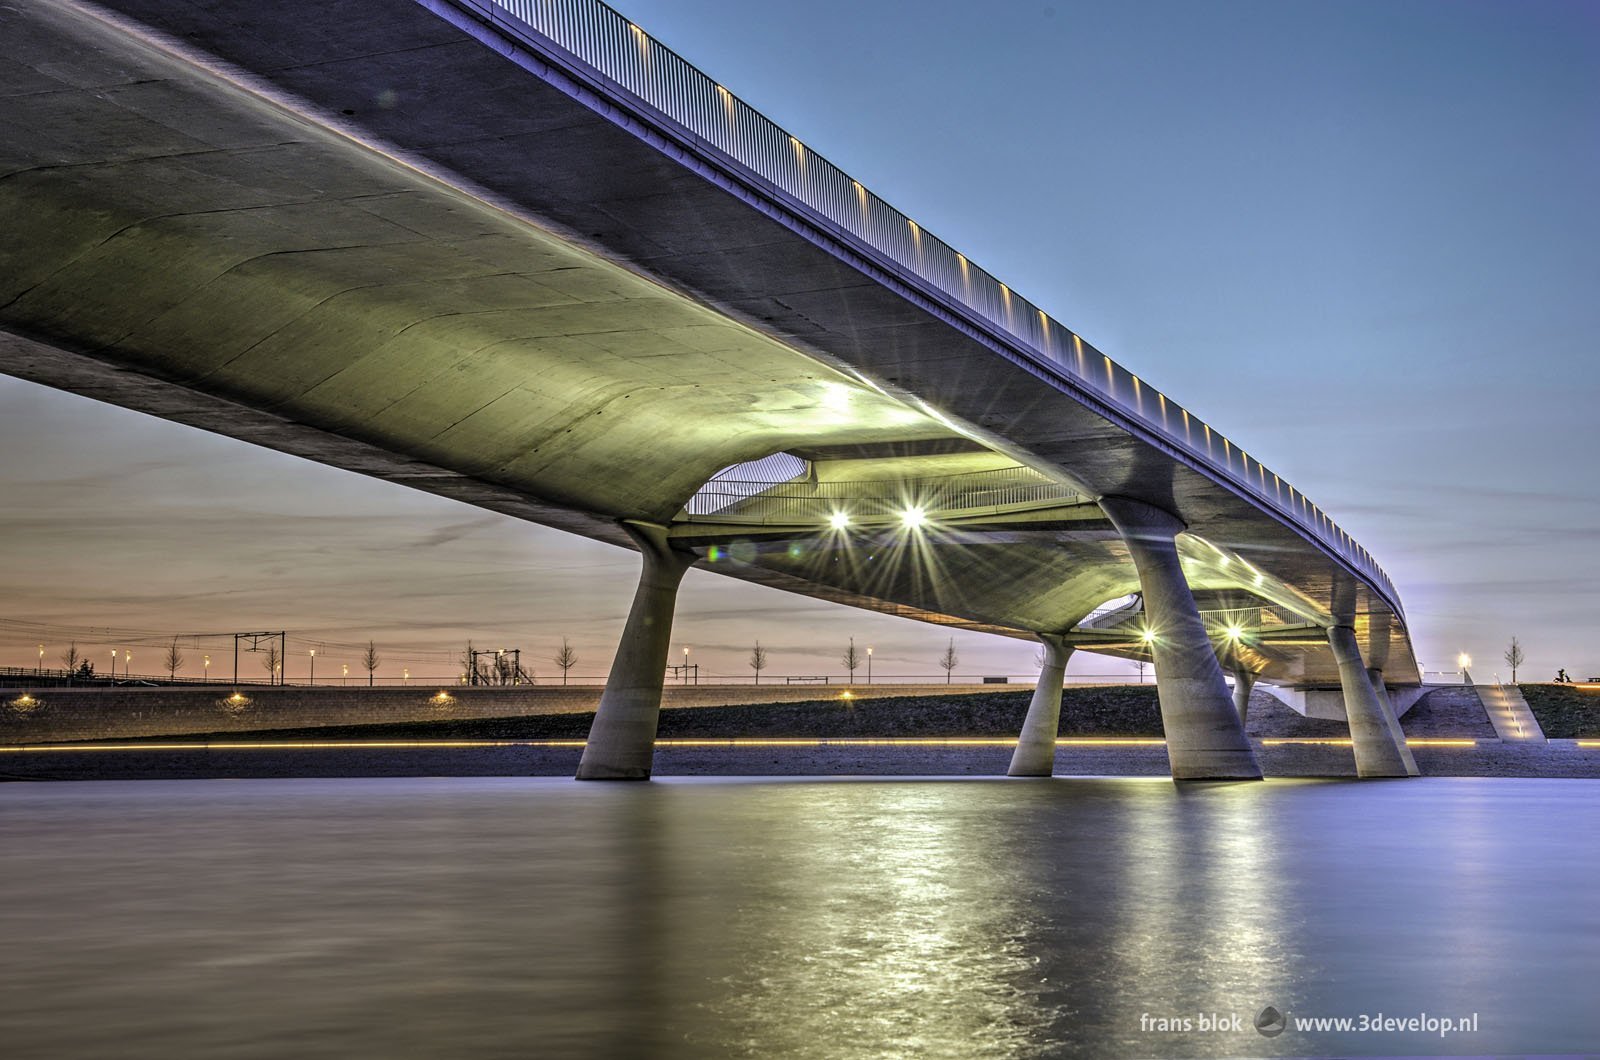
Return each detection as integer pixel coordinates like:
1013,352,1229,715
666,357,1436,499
681,466,1083,523
481,0,1400,615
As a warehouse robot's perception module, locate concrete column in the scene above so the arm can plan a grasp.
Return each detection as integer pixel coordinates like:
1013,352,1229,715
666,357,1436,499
1098,496,1262,780
1231,668,1256,728
1326,624,1416,778
577,522,697,781
1367,666,1420,776
1008,633,1073,777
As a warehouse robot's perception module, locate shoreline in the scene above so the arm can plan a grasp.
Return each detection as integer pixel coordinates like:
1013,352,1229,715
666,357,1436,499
4,739,1597,782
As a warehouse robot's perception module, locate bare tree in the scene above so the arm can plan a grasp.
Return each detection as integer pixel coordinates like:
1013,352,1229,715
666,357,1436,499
842,637,861,683
163,639,186,681
1504,636,1525,684
262,643,281,685
554,638,578,686
362,641,380,686
60,642,82,675
749,640,769,685
938,638,959,684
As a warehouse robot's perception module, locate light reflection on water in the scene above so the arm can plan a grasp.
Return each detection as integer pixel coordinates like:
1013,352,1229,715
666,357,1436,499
1,777,1596,1058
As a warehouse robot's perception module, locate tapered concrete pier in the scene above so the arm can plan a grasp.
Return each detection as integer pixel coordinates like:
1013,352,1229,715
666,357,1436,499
1008,634,1073,776
1231,667,1257,728
577,522,696,780
1367,665,1421,775
1098,497,1262,780
1327,625,1417,778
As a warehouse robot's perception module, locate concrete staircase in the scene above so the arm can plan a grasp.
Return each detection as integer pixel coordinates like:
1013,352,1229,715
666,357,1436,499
1476,684,1546,743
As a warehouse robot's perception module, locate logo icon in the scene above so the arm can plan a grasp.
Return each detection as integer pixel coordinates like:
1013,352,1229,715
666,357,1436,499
1255,1006,1287,1038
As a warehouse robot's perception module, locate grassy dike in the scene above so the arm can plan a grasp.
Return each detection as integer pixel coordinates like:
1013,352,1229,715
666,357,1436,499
90,686,1167,743
1520,684,1600,738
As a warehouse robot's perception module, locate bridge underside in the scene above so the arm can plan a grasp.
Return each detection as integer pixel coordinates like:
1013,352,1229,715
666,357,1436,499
1,0,1420,779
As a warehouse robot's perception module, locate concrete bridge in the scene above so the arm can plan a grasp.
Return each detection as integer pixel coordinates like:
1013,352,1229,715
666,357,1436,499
0,0,1421,780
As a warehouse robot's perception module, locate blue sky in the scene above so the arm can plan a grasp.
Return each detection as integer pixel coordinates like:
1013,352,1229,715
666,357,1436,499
2,0,1595,683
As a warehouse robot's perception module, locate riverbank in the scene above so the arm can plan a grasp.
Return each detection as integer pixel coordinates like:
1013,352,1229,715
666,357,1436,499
5,737,1596,782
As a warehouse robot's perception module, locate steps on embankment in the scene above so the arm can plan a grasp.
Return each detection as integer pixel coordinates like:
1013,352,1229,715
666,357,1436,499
1476,684,1546,743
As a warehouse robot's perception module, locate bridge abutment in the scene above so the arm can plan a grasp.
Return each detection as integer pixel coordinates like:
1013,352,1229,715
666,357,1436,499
1098,497,1262,781
576,522,696,781
1326,625,1416,777
1007,634,1072,777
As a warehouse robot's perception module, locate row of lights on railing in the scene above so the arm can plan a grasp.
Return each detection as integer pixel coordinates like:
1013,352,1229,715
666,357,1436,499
827,507,926,531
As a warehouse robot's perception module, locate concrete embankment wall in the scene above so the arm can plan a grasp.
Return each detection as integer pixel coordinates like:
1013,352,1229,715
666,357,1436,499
0,683,1024,744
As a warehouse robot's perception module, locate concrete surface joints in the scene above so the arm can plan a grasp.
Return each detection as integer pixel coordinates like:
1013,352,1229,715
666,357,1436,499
1007,633,1073,777
1097,496,1262,781
576,521,697,780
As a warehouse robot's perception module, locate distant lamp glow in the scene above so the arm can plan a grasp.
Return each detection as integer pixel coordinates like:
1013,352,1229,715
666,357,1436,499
899,506,927,529
829,511,851,530
1458,653,1472,671
838,690,855,701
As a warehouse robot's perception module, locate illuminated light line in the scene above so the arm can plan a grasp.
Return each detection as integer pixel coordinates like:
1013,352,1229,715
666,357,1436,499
0,740,587,752
1261,738,1479,747
0,737,1175,752
11,737,1498,752
1574,741,1600,748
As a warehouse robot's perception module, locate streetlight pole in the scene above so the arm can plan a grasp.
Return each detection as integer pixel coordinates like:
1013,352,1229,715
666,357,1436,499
110,649,117,681
867,646,873,685
342,664,349,685
124,651,131,680
309,648,316,687
683,646,690,685
204,655,211,685
38,644,44,674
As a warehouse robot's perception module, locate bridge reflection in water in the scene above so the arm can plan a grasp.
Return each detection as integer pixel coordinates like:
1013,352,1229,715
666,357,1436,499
2,778,1594,1057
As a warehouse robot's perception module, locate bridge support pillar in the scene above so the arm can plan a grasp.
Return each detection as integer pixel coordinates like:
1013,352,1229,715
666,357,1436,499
1368,665,1420,776
1008,634,1073,776
1231,668,1257,728
577,521,696,781
1326,625,1417,777
1099,497,1262,780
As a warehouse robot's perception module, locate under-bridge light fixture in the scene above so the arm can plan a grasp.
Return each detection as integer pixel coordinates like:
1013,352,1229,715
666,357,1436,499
1138,627,1156,646
829,511,851,530
899,506,927,530
1225,625,1244,641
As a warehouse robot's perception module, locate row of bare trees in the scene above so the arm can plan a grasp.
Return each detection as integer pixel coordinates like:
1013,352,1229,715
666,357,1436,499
750,637,961,684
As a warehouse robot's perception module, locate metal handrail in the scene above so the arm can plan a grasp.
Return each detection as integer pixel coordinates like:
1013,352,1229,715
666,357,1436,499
681,466,1082,522
480,0,1401,614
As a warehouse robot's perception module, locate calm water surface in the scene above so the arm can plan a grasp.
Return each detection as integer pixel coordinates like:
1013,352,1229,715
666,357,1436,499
2,777,1596,1058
